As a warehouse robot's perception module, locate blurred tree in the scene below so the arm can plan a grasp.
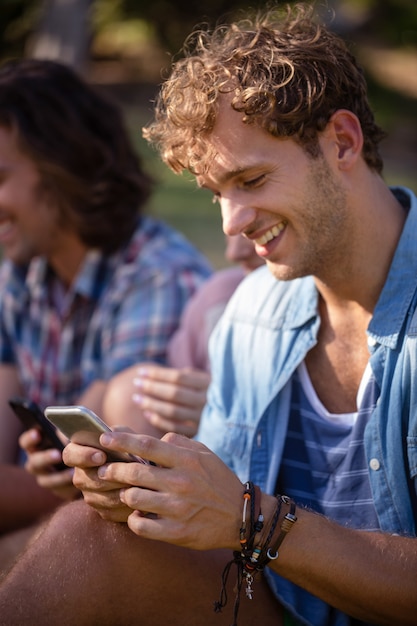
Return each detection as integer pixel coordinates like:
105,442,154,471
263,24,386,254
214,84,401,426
94,0,417,53
367,0,417,46
119,0,264,54
0,0,40,60
325,0,417,46
1,0,416,67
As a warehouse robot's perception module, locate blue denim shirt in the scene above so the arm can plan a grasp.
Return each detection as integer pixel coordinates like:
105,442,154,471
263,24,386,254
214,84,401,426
198,187,417,625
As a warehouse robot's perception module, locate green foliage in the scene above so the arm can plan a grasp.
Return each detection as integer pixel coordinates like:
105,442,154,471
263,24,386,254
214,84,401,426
2,1,417,65
0,0,40,60
0,0,415,267
92,0,417,53
115,0,262,52
364,0,417,46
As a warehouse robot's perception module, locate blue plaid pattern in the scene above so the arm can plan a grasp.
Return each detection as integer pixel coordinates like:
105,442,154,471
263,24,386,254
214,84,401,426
0,216,211,407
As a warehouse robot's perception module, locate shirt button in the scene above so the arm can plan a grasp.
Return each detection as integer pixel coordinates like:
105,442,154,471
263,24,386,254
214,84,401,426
367,336,377,347
369,458,380,471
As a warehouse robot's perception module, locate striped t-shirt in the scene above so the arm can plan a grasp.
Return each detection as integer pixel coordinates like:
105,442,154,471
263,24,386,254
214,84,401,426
277,361,380,531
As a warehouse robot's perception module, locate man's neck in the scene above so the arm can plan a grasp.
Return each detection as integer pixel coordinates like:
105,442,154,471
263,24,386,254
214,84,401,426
48,233,89,288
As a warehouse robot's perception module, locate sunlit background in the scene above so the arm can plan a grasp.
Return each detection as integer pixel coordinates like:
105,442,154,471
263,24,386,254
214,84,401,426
1,0,416,267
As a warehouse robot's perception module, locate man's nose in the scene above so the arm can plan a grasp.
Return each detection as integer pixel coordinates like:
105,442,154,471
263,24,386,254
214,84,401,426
220,196,256,236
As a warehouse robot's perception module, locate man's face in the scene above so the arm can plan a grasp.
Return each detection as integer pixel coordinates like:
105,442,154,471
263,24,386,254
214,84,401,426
197,104,353,283
0,126,61,265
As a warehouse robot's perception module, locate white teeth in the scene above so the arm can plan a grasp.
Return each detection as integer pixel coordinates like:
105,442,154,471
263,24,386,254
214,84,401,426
254,222,285,246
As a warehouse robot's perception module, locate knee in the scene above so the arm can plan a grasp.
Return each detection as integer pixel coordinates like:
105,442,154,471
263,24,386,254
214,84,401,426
49,500,99,532
103,365,138,425
47,500,107,539
45,500,134,550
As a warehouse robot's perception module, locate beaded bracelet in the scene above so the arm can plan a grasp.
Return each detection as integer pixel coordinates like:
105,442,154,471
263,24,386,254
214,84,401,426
239,482,264,555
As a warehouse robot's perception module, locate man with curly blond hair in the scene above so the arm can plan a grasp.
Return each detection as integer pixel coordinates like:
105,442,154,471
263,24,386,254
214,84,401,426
0,5,416,626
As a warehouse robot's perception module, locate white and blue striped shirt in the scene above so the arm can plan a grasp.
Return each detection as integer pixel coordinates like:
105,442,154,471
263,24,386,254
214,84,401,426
278,362,380,531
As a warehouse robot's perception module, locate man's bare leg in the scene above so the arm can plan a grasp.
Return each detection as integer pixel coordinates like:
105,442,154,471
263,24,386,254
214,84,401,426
0,500,282,625
0,522,44,581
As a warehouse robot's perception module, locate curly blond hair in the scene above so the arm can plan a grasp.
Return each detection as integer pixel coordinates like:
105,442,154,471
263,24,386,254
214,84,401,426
144,3,385,175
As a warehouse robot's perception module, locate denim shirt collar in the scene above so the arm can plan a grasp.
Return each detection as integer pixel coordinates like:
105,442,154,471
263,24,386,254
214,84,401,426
368,187,417,349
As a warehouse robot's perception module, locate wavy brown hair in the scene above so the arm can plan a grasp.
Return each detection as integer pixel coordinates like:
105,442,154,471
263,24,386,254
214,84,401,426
144,3,385,175
0,59,153,253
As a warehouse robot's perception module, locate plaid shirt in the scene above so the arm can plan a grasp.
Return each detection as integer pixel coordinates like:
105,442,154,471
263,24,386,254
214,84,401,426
0,216,212,408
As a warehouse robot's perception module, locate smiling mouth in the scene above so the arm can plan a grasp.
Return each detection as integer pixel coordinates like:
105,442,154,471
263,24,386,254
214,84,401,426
253,221,286,246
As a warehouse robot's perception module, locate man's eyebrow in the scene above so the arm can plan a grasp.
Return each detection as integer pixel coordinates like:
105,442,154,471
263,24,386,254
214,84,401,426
196,167,250,189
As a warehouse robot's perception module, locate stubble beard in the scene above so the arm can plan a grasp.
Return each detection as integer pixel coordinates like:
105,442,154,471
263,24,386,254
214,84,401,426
267,156,351,283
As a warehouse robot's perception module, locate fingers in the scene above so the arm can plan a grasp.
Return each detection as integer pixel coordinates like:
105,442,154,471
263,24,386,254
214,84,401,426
95,431,244,549
65,438,141,508
76,431,245,550
23,446,79,500
132,366,210,436
133,366,210,407
98,430,206,470
135,364,210,391
140,413,199,437
19,427,80,500
19,427,42,453
73,466,133,522
63,442,108,468
65,439,137,509
133,401,201,437
24,447,65,475
68,450,136,520
83,499,131,523
134,394,204,421
66,431,233,540
36,467,74,491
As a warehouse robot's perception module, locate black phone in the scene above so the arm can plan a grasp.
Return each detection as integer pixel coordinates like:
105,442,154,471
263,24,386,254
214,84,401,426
9,396,67,471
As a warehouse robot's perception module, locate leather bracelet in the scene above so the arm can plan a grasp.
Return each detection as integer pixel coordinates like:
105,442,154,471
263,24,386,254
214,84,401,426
266,495,297,561
214,491,297,619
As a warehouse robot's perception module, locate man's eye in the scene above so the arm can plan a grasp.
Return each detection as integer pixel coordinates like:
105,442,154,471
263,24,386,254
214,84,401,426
243,175,265,189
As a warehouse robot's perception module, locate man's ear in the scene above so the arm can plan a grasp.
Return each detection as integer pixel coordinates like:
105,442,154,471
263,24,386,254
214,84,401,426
328,109,364,171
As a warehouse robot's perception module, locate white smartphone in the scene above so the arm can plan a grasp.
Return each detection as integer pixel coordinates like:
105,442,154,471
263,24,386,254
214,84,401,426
44,405,148,464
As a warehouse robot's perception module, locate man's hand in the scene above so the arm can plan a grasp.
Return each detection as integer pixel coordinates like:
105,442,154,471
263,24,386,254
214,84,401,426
78,430,245,551
103,364,210,438
131,365,210,436
19,428,79,501
63,439,135,522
